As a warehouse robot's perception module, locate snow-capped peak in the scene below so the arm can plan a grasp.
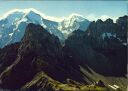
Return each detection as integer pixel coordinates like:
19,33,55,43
0,9,90,48
58,13,90,35
0,8,63,22
67,13,86,22
0,9,89,23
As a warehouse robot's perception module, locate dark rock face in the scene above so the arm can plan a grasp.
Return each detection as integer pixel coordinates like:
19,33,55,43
0,43,20,74
0,23,63,89
87,16,127,76
95,16,127,76
116,15,127,43
86,16,127,46
63,16,127,76
63,30,112,76
19,23,62,65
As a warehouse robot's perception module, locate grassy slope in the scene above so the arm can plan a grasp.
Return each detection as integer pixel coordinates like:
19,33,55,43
22,64,128,91
22,71,118,91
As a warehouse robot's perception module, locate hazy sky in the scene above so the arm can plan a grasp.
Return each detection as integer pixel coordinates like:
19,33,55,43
0,0,127,21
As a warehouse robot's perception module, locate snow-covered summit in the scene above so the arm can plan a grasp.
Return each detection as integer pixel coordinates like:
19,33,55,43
58,13,90,35
67,13,86,22
0,8,64,23
0,9,90,48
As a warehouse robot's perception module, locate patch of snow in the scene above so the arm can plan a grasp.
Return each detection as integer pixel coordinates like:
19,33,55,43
102,33,116,39
2,24,4,27
123,43,127,46
117,37,122,42
9,33,13,37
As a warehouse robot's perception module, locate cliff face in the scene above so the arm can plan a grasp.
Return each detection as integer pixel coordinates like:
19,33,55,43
84,16,127,76
85,16,127,47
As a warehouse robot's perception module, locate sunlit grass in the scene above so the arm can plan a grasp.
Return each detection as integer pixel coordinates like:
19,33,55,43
23,71,113,91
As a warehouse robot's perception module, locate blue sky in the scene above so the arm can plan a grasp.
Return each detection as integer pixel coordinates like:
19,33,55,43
0,0,127,21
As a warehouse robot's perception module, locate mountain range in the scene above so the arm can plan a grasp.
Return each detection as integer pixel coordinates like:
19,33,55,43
0,9,127,91
0,9,90,48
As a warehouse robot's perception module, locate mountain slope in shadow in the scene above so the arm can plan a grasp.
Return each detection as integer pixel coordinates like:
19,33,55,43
0,15,127,91
0,23,88,89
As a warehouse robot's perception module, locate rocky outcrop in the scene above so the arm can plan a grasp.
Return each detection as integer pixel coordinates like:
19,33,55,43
86,16,127,76
63,16,127,76
0,23,63,89
63,30,112,76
